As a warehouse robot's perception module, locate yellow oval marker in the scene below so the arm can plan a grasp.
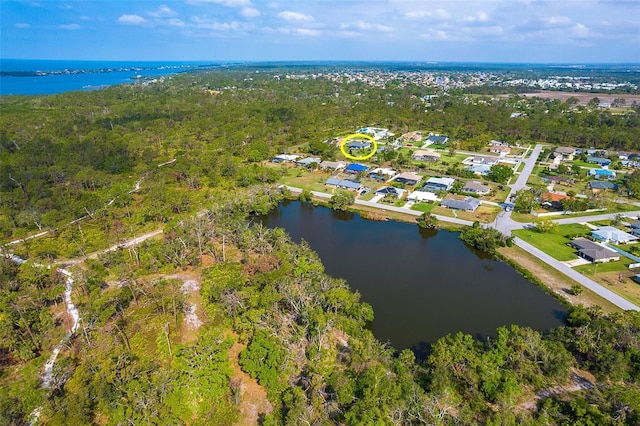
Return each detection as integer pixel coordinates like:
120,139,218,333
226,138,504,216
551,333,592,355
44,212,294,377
339,134,378,161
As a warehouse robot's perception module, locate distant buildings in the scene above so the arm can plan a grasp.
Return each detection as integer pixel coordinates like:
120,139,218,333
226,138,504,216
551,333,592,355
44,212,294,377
356,127,394,140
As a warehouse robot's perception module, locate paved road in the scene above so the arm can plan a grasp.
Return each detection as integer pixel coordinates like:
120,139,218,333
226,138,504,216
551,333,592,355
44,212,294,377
506,143,543,202
514,237,640,311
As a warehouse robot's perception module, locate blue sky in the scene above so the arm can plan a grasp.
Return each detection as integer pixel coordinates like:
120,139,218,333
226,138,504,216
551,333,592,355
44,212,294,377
2,0,639,62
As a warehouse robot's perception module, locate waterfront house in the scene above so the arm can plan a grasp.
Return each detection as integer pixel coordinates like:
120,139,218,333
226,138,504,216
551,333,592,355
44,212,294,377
375,186,407,198
325,177,362,191
591,226,638,244
462,181,490,195
440,194,480,212
571,238,620,263
408,190,439,203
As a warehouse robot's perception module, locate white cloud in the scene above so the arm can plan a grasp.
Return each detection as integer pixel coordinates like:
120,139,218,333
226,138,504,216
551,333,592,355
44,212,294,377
187,0,252,6
420,29,449,40
268,2,279,8
165,18,186,27
295,28,320,36
571,23,590,38
149,5,177,18
80,16,91,21
191,16,252,31
278,11,314,23
118,14,146,25
465,11,489,22
59,23,80,30
405,9,451,20
546,16,571,25
241,7,260,18
340,21,393,32
15,23,30,28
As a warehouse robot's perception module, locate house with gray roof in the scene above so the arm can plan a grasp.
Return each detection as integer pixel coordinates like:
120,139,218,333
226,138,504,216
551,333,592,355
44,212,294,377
571,238,620,263
393,172,422,186
422,177,455,192
591,226,638,244
440,194,481,212
426,135,449,144
589,181,618,191
319,160,347,171
296,157,321,166
462,181,491,195
325,178,362,191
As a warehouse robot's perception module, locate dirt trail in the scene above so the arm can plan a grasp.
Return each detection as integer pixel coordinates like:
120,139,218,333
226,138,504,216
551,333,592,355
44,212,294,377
228,339,273,426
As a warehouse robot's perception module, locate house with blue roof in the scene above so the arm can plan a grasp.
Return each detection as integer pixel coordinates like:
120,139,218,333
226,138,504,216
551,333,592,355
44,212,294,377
325,177,362,191
347,141,372,150
589,169,616,180
345,163,369,174
425,135,449,145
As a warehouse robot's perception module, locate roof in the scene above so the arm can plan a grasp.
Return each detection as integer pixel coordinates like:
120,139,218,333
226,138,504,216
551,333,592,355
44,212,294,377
326,178,361,189
589,169,616,177
345,163,369,172
468,164,492,175
587,156,611,165
408,190,438,202
395,172,422,182
555,146,576,155
297,157,321,165
427,135,449,143
376,186,405,196
369,167,397,176
491,145,510,152
274,154,300,161
462,181,490,193
541,192,571,203
571,238,620,261
319,161,346,169
425,177,455,187
441,194,481,211
471,155,499,165
413,150,441,158
347,142,372,149
589,181,618,190
592,226,637,242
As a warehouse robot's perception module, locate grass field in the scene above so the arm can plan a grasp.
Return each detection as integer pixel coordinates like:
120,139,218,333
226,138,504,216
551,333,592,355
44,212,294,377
574,260,640,306
512,223,592,261
411,203,438,213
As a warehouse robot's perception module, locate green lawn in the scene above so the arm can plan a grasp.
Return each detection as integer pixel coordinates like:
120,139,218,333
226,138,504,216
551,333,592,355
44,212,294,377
411,203,438,213
512,223,592,261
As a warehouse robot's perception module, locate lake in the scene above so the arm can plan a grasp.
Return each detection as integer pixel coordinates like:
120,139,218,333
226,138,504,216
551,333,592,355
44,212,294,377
260,201,567,353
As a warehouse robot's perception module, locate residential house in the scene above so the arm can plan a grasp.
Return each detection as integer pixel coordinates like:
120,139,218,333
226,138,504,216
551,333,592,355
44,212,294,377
422,177,455,192
591,226,638,244
272,154,300,163
542,175,575,185
345,163,369,174
467,164,492,176
394,172,423,186
587,156,612,167
489,145,510,156
325,177,362,191
571,238,620,263
589,181,618,191
540,192,571,210
408,190,439,203
554,147,577,161
425,134,449,145
375,186,407,197
356,127,394,140
319,160,347,171
400,131,423,143
462,181,490,195
470,155,500,166
368,167,397,180
296,157,321,167
440,194,481,212
347,141,372,150
589,169,616,180
413,150,441,162
489,140,508,147
628,222,640,236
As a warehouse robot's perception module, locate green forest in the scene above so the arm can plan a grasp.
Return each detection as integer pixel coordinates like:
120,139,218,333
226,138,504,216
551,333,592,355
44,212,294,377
1,69,640,425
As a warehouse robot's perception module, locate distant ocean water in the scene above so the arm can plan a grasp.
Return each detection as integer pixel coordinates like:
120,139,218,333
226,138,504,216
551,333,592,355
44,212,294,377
0,59,213,95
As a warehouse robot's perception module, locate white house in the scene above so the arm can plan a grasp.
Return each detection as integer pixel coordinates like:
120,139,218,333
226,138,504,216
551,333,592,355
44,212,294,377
591,226,638,244
408,190,439,203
